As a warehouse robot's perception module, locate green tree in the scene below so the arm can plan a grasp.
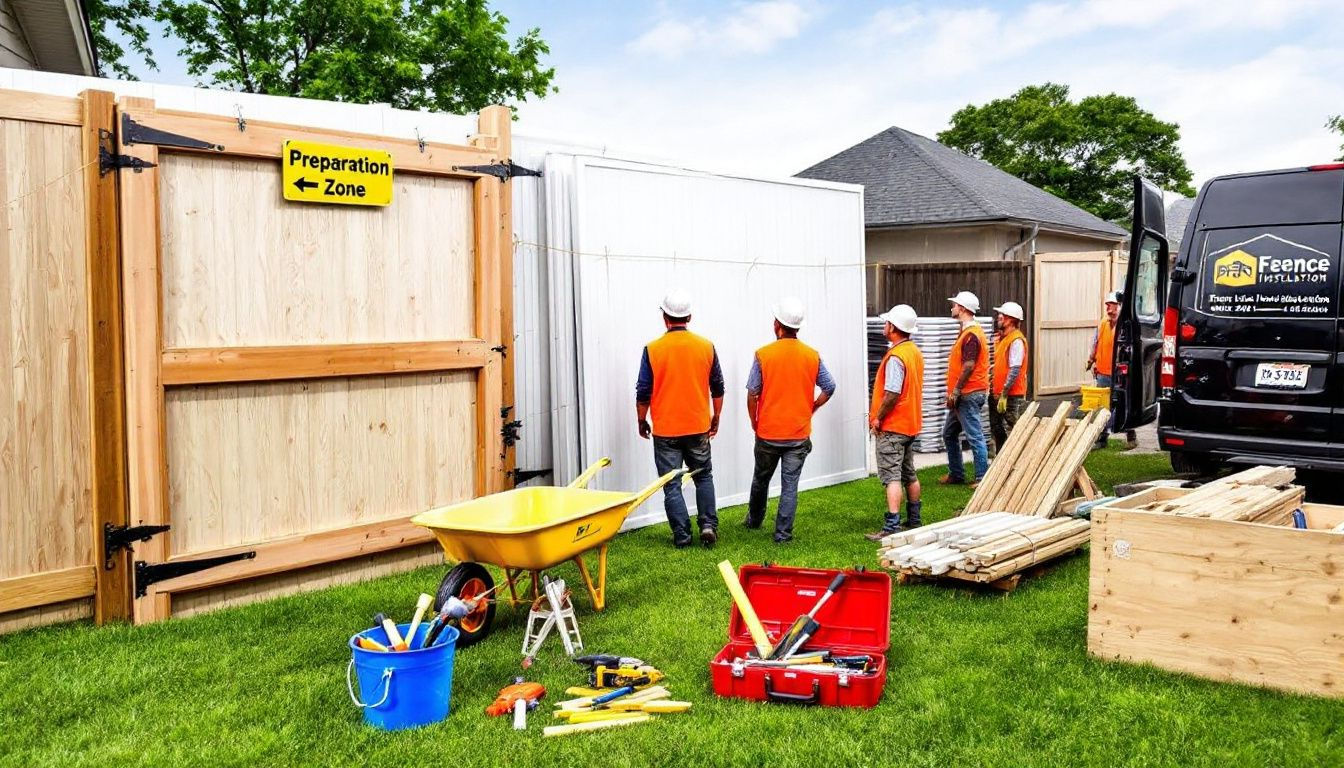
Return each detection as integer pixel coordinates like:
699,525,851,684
85,0,157,79
1328,115,1344,161
938,83,1195,222
89,0,555,113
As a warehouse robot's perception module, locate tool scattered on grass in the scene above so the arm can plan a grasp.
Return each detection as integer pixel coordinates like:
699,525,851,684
543,715,651,737
771,571,846,659
375,612,408,651
406,593,433,644
574,655,665,689
486,678,547,717
717,561,773,658
522,575,583,667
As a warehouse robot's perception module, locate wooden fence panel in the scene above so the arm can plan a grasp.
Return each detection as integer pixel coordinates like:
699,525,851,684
873,261,1032,325
1034,251,1112,396
0,90,118,631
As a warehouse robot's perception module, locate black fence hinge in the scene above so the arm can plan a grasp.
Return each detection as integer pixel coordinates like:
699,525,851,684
135,551,256,598
453,159,542,182
491,344,508,357
501,405,522,447
510,468,552,485
121,112,226,152
103,522,169,569
98,128,156,177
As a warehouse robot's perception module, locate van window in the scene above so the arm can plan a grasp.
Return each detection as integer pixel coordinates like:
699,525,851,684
1133,235,1162,321
1197,171,1344,228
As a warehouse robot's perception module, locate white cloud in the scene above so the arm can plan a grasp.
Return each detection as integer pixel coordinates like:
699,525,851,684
628,1,813,59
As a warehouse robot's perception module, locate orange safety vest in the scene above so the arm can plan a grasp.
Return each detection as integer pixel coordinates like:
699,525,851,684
947,323,990,395
754,339,821,441
992,329,1029,397
870,340,923,436
646,329,716,438
1094,320,1116,377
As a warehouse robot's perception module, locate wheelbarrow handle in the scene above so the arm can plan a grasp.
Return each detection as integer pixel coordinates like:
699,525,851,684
569,457,613,489
630,468,691,509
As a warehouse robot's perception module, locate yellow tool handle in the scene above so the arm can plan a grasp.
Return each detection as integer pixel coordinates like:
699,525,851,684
406,593,432,645
565,710,648,725
718,560,773,658
544,715,651,737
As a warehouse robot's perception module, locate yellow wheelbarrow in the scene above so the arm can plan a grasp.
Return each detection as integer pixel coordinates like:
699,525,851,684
410,459,680,646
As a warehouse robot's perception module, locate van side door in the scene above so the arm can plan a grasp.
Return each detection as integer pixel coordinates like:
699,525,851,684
1112,177,1168,431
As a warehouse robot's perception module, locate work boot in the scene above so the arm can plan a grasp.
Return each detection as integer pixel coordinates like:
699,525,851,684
938,475,965,485
864,512,902,541
905,501,923,529
773,533,793,544
700,527,718,547
742,514,762,530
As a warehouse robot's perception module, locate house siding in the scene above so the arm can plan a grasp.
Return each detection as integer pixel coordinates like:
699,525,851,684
0,0,37,69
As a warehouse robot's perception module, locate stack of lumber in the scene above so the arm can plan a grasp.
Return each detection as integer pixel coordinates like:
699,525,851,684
960,401,1110,517
877,512,1090,583
546,685,689,737
1130,466,1304,525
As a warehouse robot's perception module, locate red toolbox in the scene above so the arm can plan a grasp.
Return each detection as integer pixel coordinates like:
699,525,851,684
710,564,890,708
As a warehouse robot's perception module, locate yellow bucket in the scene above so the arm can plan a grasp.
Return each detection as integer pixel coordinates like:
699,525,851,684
1080,385,1110,412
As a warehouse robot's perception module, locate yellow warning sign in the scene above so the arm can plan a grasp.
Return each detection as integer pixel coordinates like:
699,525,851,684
282,139,393,206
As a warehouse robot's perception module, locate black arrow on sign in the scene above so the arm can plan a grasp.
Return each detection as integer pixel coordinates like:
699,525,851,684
293,176,319,192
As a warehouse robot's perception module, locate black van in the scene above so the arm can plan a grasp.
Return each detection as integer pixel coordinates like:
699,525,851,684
1112,164,1344,473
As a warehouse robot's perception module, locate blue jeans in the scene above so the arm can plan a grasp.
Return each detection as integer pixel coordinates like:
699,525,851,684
943,391,990,482
653,433,717,543
747,438,812,539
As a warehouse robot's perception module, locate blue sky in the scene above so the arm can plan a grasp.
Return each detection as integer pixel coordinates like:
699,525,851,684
117,1,1344,186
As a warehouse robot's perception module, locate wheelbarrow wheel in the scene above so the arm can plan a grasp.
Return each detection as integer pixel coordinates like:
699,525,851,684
436,562,495,648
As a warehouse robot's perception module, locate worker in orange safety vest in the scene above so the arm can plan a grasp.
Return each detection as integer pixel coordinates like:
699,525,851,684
940,291,990,486
989,300,1029,453
1087,291,1135,449
864,304,924,541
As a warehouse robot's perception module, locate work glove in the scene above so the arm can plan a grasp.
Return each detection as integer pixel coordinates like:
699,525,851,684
996,396,1008,415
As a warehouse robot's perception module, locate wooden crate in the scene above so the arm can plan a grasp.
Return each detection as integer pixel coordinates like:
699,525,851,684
1089,487,1344,698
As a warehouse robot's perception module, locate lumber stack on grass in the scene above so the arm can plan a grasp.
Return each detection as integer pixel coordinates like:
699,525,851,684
877,512,1090,584
960,403,1110,518
1129,466,1303,524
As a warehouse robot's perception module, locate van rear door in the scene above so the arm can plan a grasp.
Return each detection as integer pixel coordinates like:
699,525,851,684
1112,178,1168,431
1169,168,1344,449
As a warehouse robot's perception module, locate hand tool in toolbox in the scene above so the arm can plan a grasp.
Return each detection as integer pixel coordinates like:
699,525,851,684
770,571,847,659
521,574,583,666
710,564,891,708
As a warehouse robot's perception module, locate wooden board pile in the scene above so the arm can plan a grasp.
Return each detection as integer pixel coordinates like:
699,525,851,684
961,401,1110,517
1129,466,1305,524
878,512,1090,584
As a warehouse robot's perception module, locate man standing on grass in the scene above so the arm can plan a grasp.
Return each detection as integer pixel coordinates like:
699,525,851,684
940,291,991,487
865,304,923,541
744,297,836,544
1087,292,1136,449
989,301,1029,453
636,289,725,548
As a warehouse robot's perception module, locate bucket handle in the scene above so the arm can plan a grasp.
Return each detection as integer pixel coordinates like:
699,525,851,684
346,659,393,710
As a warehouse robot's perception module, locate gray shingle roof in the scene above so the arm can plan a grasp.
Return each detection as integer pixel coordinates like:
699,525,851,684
1166,197,1195,250
796,126,1126,237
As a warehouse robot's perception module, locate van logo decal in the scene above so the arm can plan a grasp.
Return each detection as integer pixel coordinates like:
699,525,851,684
1213,250,1257,287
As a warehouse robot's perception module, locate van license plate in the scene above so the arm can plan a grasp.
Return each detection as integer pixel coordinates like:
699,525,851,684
1254,363,1309,389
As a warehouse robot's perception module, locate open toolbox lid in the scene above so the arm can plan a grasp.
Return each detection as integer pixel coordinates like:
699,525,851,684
727,564,891,653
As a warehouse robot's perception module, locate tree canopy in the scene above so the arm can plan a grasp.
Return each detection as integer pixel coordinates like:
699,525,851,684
937,83,1195,222
1328,115,1344,162
86,0,555,114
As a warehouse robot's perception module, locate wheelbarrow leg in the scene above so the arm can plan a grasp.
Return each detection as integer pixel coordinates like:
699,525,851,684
505,568,523,607
574,543,609,611
529,570,541,601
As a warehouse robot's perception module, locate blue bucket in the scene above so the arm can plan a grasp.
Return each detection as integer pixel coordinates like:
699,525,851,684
347,622,459,730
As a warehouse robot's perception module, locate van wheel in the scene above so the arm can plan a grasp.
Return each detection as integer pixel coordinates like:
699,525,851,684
1170,451,1220,478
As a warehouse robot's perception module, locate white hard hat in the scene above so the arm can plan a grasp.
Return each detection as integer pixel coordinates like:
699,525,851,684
660,289,692,318
1104,292,1120,305
948,290,980,314
879,304,918,334
773,296,805,329
993,301,1024,321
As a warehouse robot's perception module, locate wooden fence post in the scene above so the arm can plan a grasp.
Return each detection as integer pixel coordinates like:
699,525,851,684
472,105,513,495
81,90,131,623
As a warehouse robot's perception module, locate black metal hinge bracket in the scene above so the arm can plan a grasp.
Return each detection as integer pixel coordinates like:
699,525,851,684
453,160,542,182
491,344,508,357
502,419,522,447
103,522,170,569
510,468,551,485
99,144,158,176
121,112,226,152
135,551,256,598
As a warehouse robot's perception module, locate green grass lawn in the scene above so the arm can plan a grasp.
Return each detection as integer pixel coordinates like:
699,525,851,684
2,447,1341,768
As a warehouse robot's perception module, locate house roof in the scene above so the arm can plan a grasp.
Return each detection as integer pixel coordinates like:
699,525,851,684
796,126,1126,238
1166,196,1195,249
8,0,97,75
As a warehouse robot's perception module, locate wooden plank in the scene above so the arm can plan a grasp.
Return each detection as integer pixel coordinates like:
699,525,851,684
145,517,437,595
0,567,96,613
119,104,496,178
1089,509,1344,698
1039,320,1098,330
1035,251,1111,262
0,88,82,125
117,97,171,623
82,90,132,623
1031,408,1108,517
495,105,517,484
161,340,489,385
473,105,509,496
963,402,1039,514
1000,401,1071,512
